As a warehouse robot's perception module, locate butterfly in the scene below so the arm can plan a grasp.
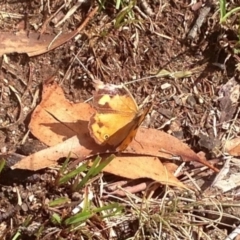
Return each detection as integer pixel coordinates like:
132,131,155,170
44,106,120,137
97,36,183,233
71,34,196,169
88,80,152,151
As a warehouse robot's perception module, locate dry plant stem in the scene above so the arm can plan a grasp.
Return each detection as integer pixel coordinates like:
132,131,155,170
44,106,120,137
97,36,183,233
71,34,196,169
212,112,217,137
15,187,22,206
41,6,98,56
73,53,95,81
0,11,24,18
106,181,129,191
174,162,185,176
60,5,98,41
111,183,148,196
31,88,40,109
183,171,201,191
21,129,30,145
46,0,51,14
134,6,150,19
99,176,104,198
60,48,85,84
2,58,26,86
181,166,209,182
55,1,83,27
40,3,65,35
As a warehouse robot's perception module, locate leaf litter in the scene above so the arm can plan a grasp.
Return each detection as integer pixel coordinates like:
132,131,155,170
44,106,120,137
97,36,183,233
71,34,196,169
0,7,98,57
12,79,218,191
1,0,240,238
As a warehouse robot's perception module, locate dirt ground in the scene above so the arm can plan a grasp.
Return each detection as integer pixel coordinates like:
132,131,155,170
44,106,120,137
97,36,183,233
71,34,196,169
0,0,240,239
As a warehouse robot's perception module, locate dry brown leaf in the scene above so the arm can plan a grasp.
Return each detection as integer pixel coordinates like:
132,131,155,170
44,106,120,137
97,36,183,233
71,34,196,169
224,138,240,156
11,136,187,189
0,7,98,57
29,80,95,146
163,162,179,174
11,137,187,188
11,81,218,174
96,156,188,189
11,136,90,170
0,31,54,57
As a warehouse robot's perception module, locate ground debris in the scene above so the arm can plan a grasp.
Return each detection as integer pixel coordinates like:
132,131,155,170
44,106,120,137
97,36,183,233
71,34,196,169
218,77,240,123
0,0,240,239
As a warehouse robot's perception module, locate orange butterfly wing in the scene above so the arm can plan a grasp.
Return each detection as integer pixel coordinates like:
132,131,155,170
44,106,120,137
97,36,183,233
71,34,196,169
88,81,151,151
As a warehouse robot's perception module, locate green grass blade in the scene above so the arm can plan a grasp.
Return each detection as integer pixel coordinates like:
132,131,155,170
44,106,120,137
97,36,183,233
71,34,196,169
48,197,70,207
12,231,21,240
115,5,133,28
115,0,121,9
51,213,62,225
59,154,71,174
219,0,226,21
64,203,122,226
91,154,115,177
64,211,93,225
0,159,6,174
75,155,115,190
97,0,106,10
92,203,123,217
75,156,102,190
58,162,88,185
221,6,240,23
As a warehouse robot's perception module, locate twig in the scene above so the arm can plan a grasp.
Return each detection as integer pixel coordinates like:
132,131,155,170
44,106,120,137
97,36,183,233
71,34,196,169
55,0,84,27
183,171,201,191
40,3,66,35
